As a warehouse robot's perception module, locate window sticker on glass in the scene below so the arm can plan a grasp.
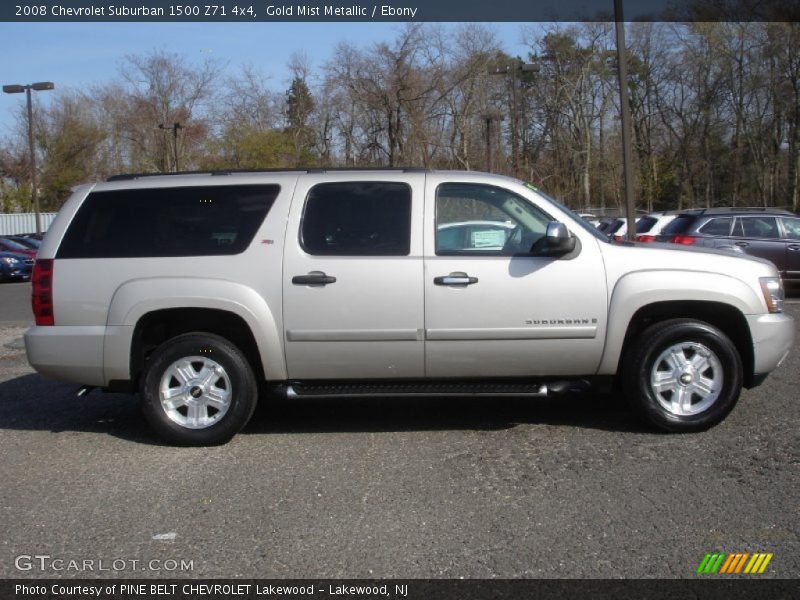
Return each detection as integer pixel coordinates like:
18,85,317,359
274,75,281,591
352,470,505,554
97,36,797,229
471,229,507,248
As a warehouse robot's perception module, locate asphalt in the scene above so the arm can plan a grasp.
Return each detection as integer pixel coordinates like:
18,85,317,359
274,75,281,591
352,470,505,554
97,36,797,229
0,285,797,579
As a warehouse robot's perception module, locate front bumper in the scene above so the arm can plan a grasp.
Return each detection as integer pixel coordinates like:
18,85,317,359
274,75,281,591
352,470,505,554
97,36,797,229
1,267,31,280
746,312,795,377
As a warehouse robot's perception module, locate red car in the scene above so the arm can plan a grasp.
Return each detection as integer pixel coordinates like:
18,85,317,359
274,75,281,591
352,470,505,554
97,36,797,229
0,237,37,258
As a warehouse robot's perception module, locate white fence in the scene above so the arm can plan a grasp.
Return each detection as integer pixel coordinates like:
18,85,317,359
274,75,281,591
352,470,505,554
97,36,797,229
0,212,58,236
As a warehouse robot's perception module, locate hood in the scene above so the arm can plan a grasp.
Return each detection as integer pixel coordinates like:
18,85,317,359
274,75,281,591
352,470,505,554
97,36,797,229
600,238,779,283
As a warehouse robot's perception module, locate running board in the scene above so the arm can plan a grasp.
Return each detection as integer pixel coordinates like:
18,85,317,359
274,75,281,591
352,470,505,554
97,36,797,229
284,380,592,399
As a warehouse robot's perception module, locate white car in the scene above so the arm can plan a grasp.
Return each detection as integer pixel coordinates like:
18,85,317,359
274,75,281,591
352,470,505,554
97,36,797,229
635,213,679,242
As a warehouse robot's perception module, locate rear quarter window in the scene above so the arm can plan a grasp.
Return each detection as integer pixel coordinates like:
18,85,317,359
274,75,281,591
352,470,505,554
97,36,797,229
57,185,279,258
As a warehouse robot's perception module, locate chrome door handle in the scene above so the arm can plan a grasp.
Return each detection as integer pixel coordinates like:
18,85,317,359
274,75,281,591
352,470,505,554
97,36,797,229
735,241,749,247
292,271,336,285
788,244,800,251
434,272,478,286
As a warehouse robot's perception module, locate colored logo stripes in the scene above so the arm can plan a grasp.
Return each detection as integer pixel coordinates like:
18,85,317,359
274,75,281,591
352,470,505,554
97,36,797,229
697,552,773,574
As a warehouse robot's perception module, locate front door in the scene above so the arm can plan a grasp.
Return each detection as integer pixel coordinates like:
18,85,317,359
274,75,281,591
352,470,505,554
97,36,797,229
283,174,425,379
423,177,608,378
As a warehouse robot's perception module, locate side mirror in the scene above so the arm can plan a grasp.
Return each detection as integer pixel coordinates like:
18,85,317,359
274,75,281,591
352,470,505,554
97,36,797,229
531,221,577,256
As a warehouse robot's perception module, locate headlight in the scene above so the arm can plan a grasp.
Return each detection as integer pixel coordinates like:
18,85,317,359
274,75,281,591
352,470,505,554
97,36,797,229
759,277,784,313
1,257,20,266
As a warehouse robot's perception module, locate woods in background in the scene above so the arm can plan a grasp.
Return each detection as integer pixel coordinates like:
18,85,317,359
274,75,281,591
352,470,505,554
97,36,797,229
1,22,799,214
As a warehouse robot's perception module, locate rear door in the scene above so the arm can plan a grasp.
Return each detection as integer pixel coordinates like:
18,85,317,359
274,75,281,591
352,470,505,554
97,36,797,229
282,173,425,379
732,216,786,272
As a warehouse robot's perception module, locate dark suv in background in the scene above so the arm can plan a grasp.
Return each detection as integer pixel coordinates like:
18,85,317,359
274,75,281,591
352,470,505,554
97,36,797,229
655,208,800,284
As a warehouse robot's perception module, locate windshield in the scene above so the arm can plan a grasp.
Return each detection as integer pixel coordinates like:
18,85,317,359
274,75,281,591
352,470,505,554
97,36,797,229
524,183,609,242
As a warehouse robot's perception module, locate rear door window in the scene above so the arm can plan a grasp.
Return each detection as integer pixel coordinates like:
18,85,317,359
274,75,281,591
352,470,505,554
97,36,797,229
698,217,733,236
300,182,411,256
58,185,279,258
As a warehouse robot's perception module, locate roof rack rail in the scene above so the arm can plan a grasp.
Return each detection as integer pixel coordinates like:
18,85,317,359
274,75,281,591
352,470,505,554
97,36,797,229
106,166,430,182
701,206,794,215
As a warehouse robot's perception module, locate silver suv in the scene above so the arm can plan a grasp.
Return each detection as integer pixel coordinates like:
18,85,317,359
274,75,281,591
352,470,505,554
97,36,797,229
25,170,794,445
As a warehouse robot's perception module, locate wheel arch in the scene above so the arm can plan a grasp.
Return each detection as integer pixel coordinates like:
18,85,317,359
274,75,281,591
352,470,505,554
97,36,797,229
103,278,285,386
599,270,760,388
615,300,754,388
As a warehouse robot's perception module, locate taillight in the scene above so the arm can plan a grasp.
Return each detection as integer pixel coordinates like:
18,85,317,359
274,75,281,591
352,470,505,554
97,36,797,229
636,235,656,243
671,235,697,245
32,259,54,326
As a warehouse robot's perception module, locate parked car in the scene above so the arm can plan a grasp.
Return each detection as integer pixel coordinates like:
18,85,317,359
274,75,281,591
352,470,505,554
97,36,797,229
656,208,800,284
4,236,41,250
634,213,678,242
0,251,33,282
605,217,642,241
0,237,37,258
24,170,793,445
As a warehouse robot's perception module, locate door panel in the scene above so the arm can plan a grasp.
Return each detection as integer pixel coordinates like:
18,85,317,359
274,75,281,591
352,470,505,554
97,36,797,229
728,217,786,273
781,217,800,279
282,174,425,379
423,176,608,378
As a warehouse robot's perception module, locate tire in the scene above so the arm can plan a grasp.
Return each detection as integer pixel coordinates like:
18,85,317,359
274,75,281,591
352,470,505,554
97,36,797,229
622,319,743,432
140,332,258,446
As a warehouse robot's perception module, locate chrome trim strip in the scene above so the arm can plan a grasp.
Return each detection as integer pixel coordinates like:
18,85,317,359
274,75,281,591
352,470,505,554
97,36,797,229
425,326,598,341
286,329,420,342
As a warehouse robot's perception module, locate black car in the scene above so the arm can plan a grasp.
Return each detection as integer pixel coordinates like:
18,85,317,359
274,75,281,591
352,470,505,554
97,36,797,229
0,251,34,282
656,207,800,283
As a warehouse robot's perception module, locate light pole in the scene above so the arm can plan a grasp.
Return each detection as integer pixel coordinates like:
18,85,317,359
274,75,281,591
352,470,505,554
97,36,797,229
489,61,539,179
482,110,504,173
3,81,55,238
614,0,637,241
158,122,184,172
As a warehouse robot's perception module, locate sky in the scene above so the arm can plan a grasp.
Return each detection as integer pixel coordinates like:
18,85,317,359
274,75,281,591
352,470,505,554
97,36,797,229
0,21,536,137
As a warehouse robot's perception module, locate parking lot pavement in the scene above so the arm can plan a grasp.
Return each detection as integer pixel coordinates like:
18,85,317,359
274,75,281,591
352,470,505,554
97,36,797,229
0,281,32,326
0,303,797,579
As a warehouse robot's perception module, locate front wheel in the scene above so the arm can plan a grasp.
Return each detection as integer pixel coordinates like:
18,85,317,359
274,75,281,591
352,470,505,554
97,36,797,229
140,333,258,445
623,319,743,432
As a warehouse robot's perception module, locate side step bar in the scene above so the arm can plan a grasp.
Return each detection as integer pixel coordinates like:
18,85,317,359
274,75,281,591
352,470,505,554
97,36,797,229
284,380,593,400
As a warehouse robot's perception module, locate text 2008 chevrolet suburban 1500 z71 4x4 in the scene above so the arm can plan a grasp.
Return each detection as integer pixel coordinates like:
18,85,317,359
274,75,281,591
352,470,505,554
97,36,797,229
25,169,794,445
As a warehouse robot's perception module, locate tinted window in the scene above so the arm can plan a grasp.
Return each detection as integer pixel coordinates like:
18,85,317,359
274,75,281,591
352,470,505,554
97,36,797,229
58,185,278,258
436,183,551,255
635,217,657,233
698,217,733,236
301,182,411,256
781,217,800,240
739,217,779,239
661,215,696,235
607,219,625,235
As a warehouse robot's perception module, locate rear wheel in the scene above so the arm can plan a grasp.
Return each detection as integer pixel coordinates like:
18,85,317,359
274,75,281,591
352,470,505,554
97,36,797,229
140,333,258,445
623,319,743,432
